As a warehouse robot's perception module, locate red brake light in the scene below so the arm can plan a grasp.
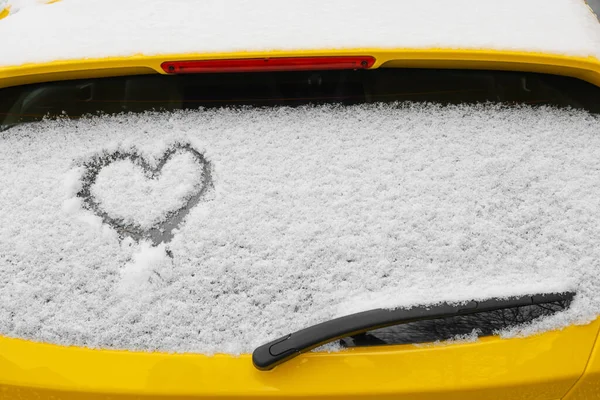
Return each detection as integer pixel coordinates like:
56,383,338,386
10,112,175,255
161,56,375,74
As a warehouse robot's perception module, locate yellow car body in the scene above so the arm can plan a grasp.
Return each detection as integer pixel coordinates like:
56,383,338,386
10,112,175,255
0,318,598,399
2,4,600,396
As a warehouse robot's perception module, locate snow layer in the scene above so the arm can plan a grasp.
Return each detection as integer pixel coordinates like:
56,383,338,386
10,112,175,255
1,0,600,67
90,151,205,230
1,104,600,353
2,0,44,14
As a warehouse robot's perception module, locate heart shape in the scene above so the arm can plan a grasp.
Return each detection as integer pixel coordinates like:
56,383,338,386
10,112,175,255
77,143,212,245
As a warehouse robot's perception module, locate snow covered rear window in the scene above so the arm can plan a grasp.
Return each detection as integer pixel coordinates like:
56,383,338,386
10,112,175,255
1,68,600,130
1,68,600,354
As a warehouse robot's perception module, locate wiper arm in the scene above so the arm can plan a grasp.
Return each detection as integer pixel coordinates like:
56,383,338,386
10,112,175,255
252,292,574,371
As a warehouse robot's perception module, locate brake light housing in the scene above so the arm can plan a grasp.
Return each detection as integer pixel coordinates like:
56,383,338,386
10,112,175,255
161,56,376,74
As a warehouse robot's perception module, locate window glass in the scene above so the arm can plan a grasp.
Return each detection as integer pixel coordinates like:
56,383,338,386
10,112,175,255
341,299,572,347
2,69,600,131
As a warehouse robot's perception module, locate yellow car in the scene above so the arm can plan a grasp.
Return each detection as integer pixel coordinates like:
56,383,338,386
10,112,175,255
2,1,600,399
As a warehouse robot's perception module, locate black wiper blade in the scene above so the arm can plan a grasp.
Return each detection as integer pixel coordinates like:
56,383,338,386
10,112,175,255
252,292,574,371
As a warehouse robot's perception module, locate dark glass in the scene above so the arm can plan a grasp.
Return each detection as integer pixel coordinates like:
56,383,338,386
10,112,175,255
588,0,600,17
2,69,600,131
340,299,571,348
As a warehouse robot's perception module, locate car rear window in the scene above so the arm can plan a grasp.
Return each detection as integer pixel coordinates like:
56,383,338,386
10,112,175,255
1,68,599,352
2,68,600,130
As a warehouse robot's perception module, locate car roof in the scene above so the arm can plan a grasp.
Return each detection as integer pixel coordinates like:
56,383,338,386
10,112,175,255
1,0,600,68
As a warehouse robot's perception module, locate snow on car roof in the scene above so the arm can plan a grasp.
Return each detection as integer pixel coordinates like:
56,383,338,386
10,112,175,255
1,104,599,353
1,0,600,67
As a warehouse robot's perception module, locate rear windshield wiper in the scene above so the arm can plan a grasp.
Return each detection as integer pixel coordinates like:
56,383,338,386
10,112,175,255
252,292,574,371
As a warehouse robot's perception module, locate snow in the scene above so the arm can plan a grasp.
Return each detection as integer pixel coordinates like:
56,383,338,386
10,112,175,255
3,0,44,14
1,0,600,68
1,104,600,354
90,151,205,231
118,243,172,294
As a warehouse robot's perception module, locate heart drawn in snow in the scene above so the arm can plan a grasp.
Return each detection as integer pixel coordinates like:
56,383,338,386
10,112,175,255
77,143,212,245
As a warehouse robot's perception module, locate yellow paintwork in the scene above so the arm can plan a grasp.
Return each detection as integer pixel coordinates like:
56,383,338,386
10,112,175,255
2,47,600,398
2,48,600,90
0,5,9,20
564,321,600,399
0,319,598,399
